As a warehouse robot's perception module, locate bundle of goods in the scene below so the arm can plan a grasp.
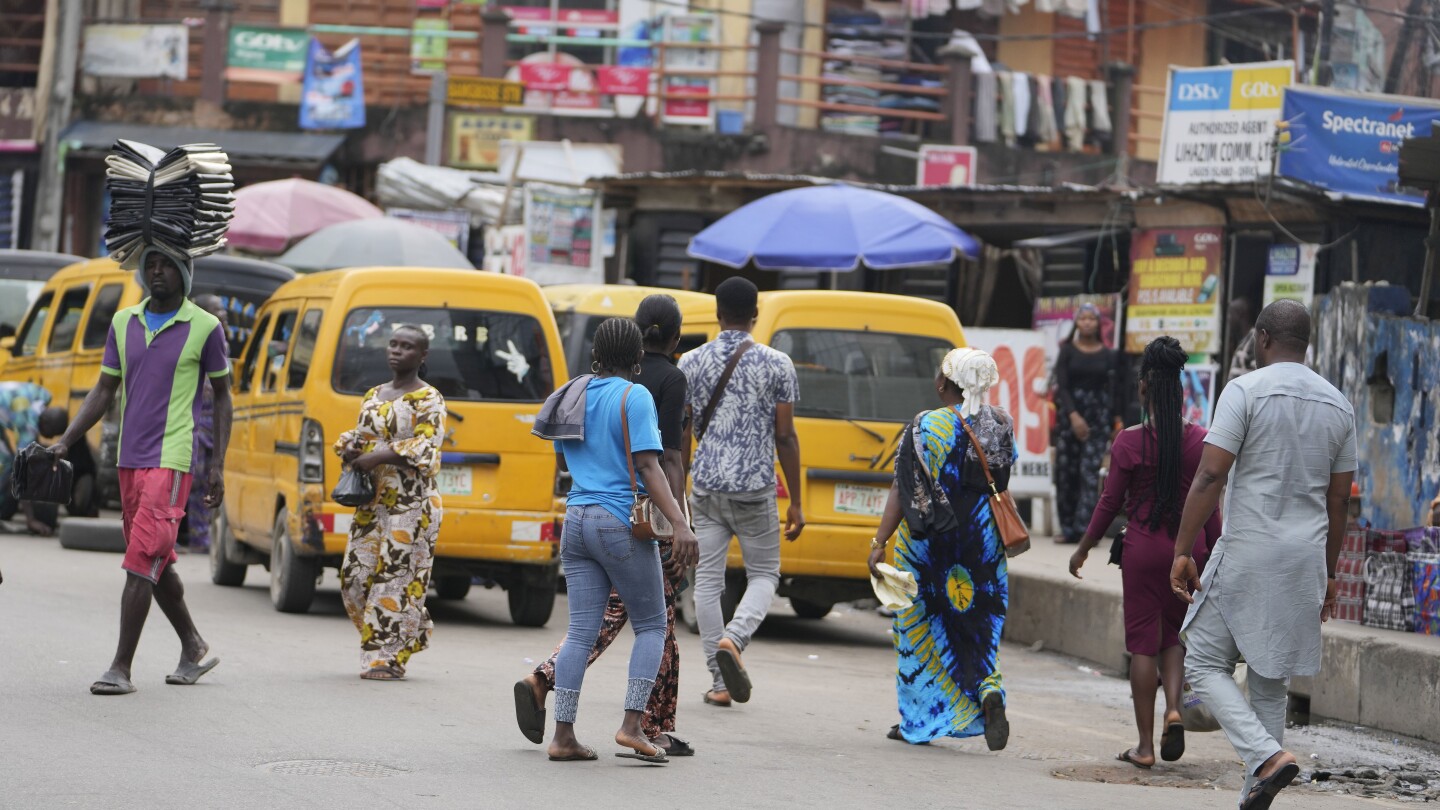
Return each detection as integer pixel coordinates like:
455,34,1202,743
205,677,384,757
1333,526,1368,623
1414,553,1440,636
103,139,235,269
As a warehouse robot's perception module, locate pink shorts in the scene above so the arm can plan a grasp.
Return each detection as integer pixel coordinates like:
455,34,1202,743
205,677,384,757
120,468,193,583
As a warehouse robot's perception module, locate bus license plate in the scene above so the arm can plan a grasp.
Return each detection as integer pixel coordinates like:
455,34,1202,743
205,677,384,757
438,465,473,497
834,482,886,517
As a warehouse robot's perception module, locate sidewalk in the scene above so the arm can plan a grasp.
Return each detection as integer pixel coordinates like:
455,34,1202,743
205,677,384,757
1004,536,1440,745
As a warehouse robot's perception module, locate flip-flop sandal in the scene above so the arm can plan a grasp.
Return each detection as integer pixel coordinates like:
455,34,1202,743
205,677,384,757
1160,722,1185,762
615,743,668,765
1241,762,1300,810
165,658,219,685
656,734,695,757
1117,749,1154,770
715,643,752,704
513,680,546,745
702,690,731,707
548,746,597,762
886,724,930,744
982,692,1009,752
90,680,136,696
360,667,406,681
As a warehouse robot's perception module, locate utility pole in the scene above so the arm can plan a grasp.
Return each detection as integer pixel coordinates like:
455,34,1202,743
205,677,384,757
1316,0,1336,86
31,0,82,252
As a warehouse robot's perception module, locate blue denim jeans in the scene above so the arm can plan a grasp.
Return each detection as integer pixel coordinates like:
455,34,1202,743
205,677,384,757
553,504,668,724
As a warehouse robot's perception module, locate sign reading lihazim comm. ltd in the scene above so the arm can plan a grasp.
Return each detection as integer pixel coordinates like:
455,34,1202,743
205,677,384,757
227,26,308,83
1157,61,1293,185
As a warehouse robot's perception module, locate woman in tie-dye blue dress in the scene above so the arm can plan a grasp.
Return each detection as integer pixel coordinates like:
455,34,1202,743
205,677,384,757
868,349,1016,749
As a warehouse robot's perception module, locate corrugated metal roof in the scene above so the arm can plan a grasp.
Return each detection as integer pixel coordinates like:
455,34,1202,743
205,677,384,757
591,170,1106,196
60,121,345,167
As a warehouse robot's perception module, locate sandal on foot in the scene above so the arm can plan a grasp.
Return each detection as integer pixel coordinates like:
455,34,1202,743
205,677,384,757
360,666,405,681
1241,762,1300,810
715,638,751,704
886,724,929,745
1160,721,1185,762
702,689,732,707
1117,749,1154,770
615,740,668,765
548,746,597,762
982,692,1009,752
90,676,136,696
166,657,219,685
655,734,695,757
513,680,546,745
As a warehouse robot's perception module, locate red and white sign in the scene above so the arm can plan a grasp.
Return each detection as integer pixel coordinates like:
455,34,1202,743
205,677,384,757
519,63,570,92
595,66,649,96
662,80,710,119
963,328,1052,497
917,144,978,188
503,7,619,25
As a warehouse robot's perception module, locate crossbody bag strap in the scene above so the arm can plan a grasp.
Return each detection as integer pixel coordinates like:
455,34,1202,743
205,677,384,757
621,384,638,495
697,339,754,443
953,406,999,496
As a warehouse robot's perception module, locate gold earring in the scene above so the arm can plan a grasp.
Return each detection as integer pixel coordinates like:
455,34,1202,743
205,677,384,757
633,363,643,375
591,361,601,374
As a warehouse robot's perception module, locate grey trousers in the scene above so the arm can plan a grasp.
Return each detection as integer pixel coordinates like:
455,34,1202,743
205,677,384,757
1184,598,1290,805
691,487,781,692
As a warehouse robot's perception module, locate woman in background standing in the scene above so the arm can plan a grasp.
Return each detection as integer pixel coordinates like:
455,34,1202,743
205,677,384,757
1068,336,1219,768
1053,303,1124,544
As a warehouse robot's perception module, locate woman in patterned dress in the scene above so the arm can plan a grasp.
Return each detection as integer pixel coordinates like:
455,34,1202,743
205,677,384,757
334,325,445,681
867,347,1016,749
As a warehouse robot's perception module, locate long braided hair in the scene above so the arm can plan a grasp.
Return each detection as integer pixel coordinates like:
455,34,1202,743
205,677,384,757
591,316,642,375
1140,336,1188,534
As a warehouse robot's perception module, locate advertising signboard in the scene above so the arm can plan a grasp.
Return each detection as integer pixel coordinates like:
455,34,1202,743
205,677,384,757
1125,227,1224,354
917,145,978,187
1278,86,1440,205
1157,61,1293,185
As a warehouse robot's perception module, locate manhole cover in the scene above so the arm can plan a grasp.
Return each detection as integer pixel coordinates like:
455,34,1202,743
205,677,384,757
261,760,407,778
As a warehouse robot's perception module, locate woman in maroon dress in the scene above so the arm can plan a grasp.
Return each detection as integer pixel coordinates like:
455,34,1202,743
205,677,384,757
1068,336,1220,769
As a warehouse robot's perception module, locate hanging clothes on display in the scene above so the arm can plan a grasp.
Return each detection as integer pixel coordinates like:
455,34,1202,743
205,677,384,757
997,71,1017,146
974,71,999,143
1088,79,1113,147
1011,71,1031,139
1052,76,1068,137
1024,75,1044,146
1085,0,1102,34
1064,76,1088,152
1035,76,1059,146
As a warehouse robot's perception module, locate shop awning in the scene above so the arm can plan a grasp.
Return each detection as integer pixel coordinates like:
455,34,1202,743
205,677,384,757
59,122,346,169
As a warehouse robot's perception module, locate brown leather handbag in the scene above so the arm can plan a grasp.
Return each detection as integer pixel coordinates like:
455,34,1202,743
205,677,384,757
956,410,1031,558
621,385,673,542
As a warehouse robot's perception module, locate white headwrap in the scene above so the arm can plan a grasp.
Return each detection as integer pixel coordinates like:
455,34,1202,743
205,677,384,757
941,347,999,419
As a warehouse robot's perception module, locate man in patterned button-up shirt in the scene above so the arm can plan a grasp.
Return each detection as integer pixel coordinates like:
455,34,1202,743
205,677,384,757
679,277,804,707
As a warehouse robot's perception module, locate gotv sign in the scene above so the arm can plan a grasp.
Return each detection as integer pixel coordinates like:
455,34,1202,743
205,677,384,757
1158,61,1293,185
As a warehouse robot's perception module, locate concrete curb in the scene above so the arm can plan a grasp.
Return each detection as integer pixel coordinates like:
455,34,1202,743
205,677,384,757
1003,540,1440,744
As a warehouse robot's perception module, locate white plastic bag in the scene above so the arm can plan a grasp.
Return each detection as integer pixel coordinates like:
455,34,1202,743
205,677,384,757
1180,664,1247,733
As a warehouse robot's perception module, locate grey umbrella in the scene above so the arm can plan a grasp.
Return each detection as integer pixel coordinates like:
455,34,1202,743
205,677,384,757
277,217,474,272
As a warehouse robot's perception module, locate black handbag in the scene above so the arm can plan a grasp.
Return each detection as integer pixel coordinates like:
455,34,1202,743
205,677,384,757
331,468,376,508
11,443,73,505
1108,525,1126,568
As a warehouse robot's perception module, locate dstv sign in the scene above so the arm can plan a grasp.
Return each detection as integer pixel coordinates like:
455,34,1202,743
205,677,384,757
1158,61,1295,185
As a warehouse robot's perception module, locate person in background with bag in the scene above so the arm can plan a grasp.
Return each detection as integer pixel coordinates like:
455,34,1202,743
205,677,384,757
1053,303,1125,545
47,249,231,696
679,277,804,708
1068,336,1221,769
516,294,696,756
0,382,61,535
866,347,1017,749
333,324,446,681
542,317,698,764
1170,300,1356,810
180,295,229,553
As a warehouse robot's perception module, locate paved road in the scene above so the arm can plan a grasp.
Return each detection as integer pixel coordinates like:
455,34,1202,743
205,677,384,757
0,532,1412,810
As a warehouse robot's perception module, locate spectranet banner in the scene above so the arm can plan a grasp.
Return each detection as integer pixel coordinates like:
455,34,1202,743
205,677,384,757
1157,61,1293,185
1125,228,1224,355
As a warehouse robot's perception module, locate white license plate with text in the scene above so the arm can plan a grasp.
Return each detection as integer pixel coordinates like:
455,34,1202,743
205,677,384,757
833,482,887,517
438,465,473,497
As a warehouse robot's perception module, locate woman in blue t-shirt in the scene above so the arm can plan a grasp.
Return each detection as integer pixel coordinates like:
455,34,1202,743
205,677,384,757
547,317,698,764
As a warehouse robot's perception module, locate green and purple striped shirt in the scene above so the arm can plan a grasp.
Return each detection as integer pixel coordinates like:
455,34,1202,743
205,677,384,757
101,299,229,473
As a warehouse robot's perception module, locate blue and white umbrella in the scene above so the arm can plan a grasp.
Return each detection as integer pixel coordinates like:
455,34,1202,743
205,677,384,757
687,183,980,272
